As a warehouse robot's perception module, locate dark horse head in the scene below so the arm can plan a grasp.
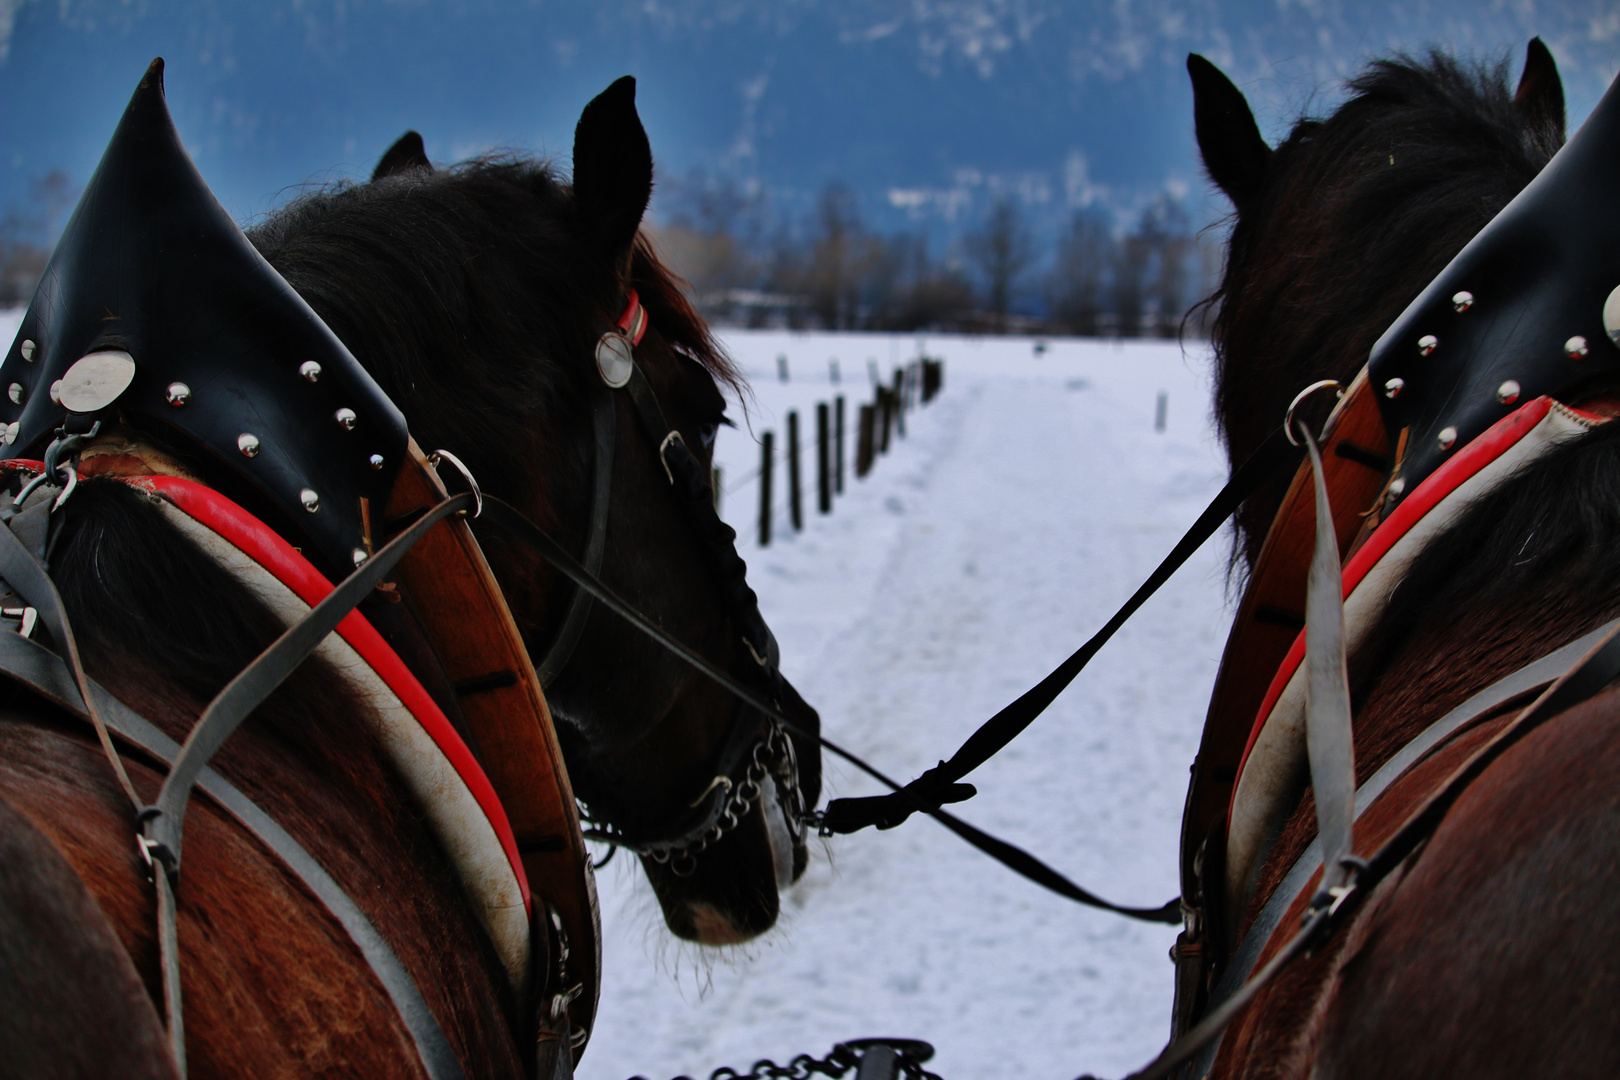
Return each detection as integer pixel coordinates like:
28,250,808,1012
241,81,823,944
1189,41,1566,569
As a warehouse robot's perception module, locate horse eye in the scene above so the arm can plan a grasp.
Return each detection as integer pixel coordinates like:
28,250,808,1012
699,422,718,449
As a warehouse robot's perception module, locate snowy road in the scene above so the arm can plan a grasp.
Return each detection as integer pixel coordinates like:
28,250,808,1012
584,331,1235,1080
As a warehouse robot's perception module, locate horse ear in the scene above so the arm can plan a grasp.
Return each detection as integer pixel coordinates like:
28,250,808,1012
1514,38,1566,145
1188,53,1271,208
573,75,653,260
372,131,431,181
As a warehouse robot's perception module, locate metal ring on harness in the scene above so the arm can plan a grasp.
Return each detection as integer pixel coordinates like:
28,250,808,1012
657,430,684,486
427,449,482,518
1284,380,1345,447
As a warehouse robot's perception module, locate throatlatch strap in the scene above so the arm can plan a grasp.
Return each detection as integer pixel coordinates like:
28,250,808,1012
818,426,1303,837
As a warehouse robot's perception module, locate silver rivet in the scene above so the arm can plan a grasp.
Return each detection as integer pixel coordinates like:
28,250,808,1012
1437,426,1458,451
1605,285,1620,347
238,432,261,458
299,488,320,513
1418,335,1439,356
299,361,322,383
368,453,385,470
2,422,17,446
19,340,35,362
166,382,191,406
352,547,369,567
7,383,23,405
1452,291,1474,313
1388,477,1406,496
1496,380,1521,405
1384,377,1405,399
1566,335,1589,360
49,380,62,405
334,407,357,430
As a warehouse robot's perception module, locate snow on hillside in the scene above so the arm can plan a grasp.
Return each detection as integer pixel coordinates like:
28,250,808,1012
584,330,1233,1080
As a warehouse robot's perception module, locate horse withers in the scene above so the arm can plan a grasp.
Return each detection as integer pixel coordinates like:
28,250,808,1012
1173,41,1620,1079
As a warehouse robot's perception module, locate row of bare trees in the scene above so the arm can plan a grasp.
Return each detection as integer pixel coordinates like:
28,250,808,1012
652,172,1215,337
1,167,1211,338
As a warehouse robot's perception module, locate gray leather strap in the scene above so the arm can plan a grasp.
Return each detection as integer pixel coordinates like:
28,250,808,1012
0,630,468,1080
1300,428,1356,893
141,491,475,874
1183,614,1620,1079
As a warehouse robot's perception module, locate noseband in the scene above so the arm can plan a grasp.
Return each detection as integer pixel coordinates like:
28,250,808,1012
536,291,808,874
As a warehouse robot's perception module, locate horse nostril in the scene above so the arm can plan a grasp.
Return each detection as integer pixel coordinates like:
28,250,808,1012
686,902,752,945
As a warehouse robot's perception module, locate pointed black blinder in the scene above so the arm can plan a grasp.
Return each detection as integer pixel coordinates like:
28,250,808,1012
0,59,407,578
1370,68,1620,506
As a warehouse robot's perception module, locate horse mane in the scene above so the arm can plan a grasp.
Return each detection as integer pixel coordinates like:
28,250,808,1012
246,156,740,526
1208,51,1563,570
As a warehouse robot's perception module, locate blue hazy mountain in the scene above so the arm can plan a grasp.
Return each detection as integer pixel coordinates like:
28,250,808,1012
1,1,1616,244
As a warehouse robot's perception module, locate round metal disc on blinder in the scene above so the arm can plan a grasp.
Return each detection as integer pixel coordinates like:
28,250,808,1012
57,349,137,414
1604,284,1620,348
595,331,634,388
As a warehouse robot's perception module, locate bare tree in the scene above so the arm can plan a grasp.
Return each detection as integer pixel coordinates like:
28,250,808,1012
1047,212,1114,336
964,196,1035,331
1137,195,1193,336
1,169,75,307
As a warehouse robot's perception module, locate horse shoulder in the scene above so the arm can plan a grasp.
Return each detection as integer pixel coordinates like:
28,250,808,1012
1314,685,1620,1079
0,779,176,1080
0,707,484,1078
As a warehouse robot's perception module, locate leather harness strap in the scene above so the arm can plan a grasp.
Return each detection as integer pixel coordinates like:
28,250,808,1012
1196,613,1620,1053
0,629,469,1080
382,441,599,1054
1180,373,1390,903
533,385,615,687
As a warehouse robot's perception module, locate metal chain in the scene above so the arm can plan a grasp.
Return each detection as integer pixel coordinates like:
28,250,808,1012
630,1039,942,1080
585,723,807,876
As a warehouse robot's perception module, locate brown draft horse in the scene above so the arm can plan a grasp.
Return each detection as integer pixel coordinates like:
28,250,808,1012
1180,43,1620,1079
0,75,819,1077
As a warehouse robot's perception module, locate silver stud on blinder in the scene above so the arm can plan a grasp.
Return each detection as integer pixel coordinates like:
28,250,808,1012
1497,380,1521,405
1567,335,1590,361
1417,335,1439,357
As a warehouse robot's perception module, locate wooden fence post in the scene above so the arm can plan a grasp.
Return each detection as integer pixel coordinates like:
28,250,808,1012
777,353,790,383
878,389,892,454
759,431,773,547
857,404,875,477
816,402,831,514
787,410,803,531
892,369,906,439
834,395,845,494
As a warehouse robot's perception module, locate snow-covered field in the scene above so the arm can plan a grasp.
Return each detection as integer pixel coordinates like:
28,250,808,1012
0,310,1236,1079
585,330,1233,1080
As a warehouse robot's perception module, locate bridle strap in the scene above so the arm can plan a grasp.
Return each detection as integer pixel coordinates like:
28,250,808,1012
534,383,615,686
